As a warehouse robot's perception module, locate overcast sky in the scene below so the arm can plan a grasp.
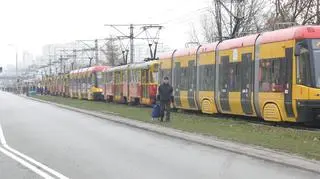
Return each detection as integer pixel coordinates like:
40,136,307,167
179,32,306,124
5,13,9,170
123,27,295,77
0,0,210,66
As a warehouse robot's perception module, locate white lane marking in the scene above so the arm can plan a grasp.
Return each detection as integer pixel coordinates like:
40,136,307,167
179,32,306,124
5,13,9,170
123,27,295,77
0,122,69,179
0,147,54,179
4,144,69,179
0,123,6,145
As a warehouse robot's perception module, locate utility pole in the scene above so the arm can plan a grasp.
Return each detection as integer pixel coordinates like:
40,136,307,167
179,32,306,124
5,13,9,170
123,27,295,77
129,24,134,64
73,49,77,70
15,50,18,77
8,44,18,77
104,24,162,64
49,56,52,75
48,46,52,75
60,55,63,74
94,39,99,65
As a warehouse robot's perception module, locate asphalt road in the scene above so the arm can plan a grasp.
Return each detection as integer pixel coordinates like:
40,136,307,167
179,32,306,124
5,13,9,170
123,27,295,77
0,91,319,179
0,152,42,179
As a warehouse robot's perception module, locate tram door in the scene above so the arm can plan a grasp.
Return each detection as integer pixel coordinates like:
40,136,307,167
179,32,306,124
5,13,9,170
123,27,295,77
187,60,198,109
284,48,295,118
141,69,149,99
240,53,253,114
219,56,231,112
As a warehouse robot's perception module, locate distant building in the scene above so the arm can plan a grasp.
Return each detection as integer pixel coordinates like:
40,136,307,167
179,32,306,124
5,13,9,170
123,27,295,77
22,51,34,69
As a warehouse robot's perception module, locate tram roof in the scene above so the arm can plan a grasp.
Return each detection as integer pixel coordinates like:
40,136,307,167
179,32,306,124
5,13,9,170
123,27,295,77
70,66,109,75
87,66,109,73
129,62,151,69
258,25,320,44
174,47,199,57
218,34,259,50
158,51,174,59
154,26,320,60
199,42,219,53
108,64,129,72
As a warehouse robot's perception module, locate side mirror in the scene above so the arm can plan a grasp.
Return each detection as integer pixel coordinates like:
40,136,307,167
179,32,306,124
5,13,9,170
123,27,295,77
295,44,301,56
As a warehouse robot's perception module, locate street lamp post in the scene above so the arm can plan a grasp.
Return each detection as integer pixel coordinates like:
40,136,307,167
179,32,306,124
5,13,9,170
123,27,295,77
15,50,18,77
8,44,19,94
8,44,18,77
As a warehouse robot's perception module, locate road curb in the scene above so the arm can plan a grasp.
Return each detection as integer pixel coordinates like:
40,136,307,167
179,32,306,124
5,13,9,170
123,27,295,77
25,96,320,174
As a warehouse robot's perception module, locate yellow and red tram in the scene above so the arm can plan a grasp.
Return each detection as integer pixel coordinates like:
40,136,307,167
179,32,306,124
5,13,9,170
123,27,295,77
69,69,79,98
157,26,320,123
41,26,320,123
104,65,129,103
69,66,109,100
103,61,159,105
128,61,159,105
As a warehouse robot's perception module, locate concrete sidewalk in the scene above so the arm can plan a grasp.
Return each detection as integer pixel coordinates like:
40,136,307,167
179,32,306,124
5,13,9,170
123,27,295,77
26,95,320,174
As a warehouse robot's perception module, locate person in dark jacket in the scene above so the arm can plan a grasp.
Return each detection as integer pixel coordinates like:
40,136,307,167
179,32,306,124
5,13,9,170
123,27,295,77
158,76,173,122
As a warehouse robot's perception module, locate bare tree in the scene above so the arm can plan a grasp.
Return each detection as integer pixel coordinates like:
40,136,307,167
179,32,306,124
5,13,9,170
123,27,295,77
203,0,266,41
102,38,121,66
267,0,320,30
188,23,201,44
200,14,217,42
189,0,320,43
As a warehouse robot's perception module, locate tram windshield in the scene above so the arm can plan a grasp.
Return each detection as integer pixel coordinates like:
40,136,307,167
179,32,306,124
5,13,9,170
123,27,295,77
311,39,320,87
150,71,159,83
96,72,103,88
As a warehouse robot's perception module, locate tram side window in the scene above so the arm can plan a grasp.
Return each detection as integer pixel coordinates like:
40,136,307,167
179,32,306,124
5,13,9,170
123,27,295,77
89,74,92,88
141,70,147,83
76,79,79,88
130,70,135,83
137,70,141,83
132,70,136,83
177,68,183,90
259,59,285,92
114,72,119,84
159,70,164,82
81,77,85,89
145,70,149,83
106,72,111,83
175,67,188,90
111,72,114,83
174,68,179,88
120,71,123,83
123,71,127,82
228,63,241,92
186,66,191,90
76,78,79,88
132,70,139,83
97,72,103,88
115,72,121,83
189,63,196,90
297,47,311,86
180,68,188,90
241,53,252,89
220,56,229,90
91,73,97,87
100,73,105,86
199,65,215,91
150,71,158,83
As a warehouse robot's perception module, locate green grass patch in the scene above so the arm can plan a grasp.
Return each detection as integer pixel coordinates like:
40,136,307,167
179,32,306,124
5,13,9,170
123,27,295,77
33,95,320,160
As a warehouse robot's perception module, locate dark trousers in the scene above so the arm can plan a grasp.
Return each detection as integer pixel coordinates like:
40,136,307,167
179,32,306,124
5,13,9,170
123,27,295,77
160,100,171,121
